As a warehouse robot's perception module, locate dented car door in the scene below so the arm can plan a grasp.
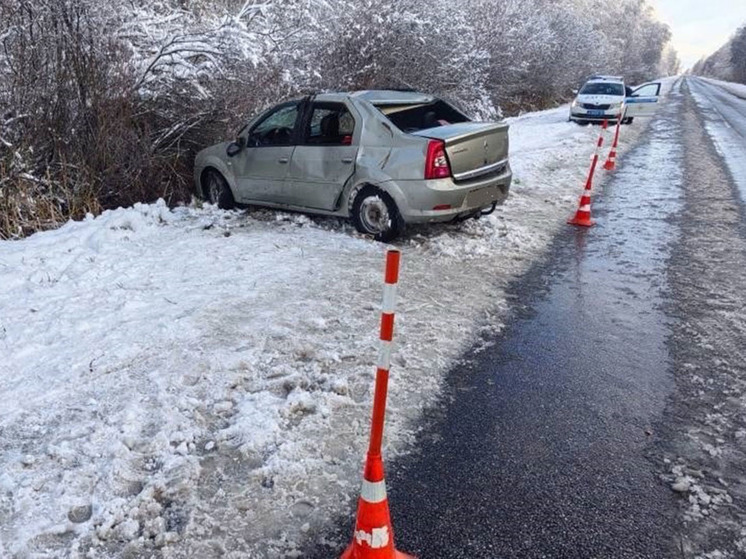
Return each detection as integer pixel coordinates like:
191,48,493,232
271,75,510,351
284,101,359,211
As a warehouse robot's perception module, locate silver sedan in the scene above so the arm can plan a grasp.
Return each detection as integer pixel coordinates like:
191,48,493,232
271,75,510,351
194,90,512,241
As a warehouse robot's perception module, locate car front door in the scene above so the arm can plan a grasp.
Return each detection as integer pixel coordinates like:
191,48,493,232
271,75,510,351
230,102,300,204
284,102,359,211
624,83,662,118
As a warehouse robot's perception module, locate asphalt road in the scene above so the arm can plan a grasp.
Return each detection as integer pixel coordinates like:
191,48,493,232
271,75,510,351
686,77,746,207
687,77,746,138
308,77,746,558
654,78,746,555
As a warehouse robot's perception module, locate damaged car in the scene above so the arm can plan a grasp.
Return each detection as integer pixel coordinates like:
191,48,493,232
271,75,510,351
194,90,512,242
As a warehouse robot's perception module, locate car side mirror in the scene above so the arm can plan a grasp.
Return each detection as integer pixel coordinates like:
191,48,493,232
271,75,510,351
226,137,245,157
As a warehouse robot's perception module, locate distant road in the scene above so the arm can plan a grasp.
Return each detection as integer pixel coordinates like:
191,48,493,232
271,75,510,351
688,78,746,136
687,76,746,203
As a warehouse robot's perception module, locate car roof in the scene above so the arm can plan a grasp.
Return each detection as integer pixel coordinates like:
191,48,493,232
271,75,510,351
586,75,624,84
348,90,436,105
286,89,437,106
298,90,437,105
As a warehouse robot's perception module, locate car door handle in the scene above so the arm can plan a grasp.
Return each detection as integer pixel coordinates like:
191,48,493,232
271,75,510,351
341,158,354,164
278,158,289,164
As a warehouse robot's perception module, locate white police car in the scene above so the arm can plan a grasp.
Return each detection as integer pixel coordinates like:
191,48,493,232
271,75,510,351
570,75,661,124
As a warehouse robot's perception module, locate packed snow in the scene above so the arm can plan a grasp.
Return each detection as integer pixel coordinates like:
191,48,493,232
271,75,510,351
0,104,655,556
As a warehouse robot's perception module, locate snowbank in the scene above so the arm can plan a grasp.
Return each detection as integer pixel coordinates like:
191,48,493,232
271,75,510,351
0,105,652,557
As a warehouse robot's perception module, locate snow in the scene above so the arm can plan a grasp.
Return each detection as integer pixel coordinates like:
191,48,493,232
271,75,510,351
0,106,652,556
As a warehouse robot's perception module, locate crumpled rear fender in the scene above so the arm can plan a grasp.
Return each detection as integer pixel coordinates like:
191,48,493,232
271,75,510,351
339,144,425,216
343,175,410,218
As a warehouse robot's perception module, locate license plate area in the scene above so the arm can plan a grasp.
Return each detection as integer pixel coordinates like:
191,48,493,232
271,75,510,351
587,109,605,116
466,187,499,208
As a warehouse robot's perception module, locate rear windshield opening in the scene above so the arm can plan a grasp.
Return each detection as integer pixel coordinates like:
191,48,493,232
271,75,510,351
377,100,470,133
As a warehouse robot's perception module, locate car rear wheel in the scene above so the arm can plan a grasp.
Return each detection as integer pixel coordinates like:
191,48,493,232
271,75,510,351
351,186,404,243
204,170,235,210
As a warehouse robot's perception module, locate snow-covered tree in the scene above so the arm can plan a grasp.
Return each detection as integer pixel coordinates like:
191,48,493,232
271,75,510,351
0,0,677,238
731,25,746,84
658,44,680,77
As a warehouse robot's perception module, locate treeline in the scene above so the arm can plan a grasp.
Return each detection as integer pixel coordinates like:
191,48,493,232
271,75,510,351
693,25,746,84
0,0,676,238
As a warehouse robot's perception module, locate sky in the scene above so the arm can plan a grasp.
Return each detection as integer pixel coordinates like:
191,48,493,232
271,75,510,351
648,0,746,70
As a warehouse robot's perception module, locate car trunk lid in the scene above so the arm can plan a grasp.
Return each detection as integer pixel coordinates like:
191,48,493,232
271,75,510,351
413,122,509,181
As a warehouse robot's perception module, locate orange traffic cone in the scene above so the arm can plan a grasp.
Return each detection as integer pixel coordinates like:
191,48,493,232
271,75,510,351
568,120,606,227
603,146,617,171
567,188,594,227
342,249,414,559
342,454,414,559
603,116,622,171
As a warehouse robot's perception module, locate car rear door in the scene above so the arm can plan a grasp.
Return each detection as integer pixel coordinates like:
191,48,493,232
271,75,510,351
284,101,359,211
624,83,662,118
230,102,300,203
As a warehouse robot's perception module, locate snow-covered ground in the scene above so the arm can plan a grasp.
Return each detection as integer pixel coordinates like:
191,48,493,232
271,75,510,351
0,102,656,557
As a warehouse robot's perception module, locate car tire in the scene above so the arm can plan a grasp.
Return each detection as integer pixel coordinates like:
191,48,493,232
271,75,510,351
204,170,235,210
622,117,634,125
351,186,404,243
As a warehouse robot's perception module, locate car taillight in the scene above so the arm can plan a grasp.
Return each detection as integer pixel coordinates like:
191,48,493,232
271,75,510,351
425,139,451,180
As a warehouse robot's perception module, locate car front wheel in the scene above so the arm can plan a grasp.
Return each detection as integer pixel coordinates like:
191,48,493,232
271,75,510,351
351,186,404,243
204,170,235,210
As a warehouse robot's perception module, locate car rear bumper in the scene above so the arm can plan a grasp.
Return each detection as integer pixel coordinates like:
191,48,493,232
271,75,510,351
383,164,512,224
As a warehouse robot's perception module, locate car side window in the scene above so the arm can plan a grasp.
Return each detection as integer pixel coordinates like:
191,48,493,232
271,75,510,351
304,104,355,146
630,83,660,97
248,103,300,147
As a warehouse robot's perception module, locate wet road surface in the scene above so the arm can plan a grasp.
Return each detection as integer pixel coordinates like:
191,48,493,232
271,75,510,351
381,88,686,558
